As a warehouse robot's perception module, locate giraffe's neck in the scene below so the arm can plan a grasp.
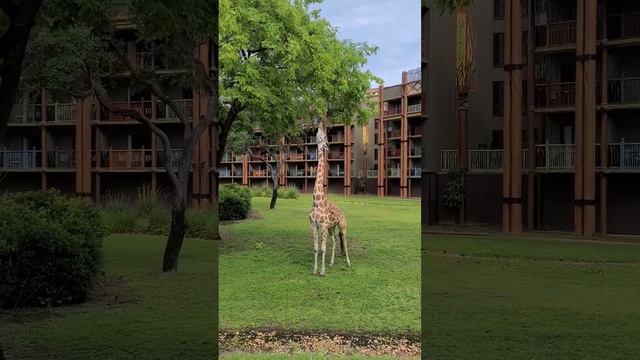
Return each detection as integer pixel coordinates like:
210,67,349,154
313,146,327,207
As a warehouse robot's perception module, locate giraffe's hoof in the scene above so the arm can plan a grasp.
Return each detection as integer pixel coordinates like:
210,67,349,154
330,262,335,267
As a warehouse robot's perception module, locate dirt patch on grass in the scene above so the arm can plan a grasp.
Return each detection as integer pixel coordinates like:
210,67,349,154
220,210,262,226
219,328,420,358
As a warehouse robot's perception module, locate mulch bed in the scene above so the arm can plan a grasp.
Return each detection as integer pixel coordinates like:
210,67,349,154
219,328,420,357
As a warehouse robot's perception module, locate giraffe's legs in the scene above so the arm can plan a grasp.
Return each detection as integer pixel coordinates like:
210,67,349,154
311,221,319,275
330,229,336,266
320,228,328,276
341,227,351,267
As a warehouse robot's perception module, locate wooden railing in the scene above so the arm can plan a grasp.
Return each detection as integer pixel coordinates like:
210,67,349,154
157,149,185,169
329,167,344,176
387,129,401,138
535,82,576,108
220,168,232,177
608,142,640,169
608,12,640,40
387,148,401,157
10,104,41,124
288,153,305,161
367,169,378,177
535,144,575,170
384,106,402,116
100,149,153,169
608,77,640,104
440,150,459,171
156,99,193,120
48,150,75,168
469,150,503,172
251,169,268,177
407,103,422,113
387,168,401,177
328,152,344,160
288,168,305,177
94,100,154,121
46,103,76,123
535,20,577,47
0,149,42,169
328,134,344,143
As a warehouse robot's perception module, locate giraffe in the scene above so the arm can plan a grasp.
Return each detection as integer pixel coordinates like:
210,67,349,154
309,122,351,276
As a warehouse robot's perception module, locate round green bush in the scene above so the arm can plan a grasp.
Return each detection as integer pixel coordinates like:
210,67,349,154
219,184,251,220
0,190,105,309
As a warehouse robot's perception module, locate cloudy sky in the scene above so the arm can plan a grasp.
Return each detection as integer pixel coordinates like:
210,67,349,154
311,0,420,87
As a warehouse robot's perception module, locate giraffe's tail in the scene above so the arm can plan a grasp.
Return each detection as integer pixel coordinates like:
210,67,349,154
339,231,346,255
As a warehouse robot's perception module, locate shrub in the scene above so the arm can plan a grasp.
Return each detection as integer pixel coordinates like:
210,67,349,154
186,210,217,239
0,190,105,309
101,207,138,233
280,185,300,199
219,184,251,220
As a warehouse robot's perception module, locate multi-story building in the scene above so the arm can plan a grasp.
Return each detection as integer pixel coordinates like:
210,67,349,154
423,0,640,235
1,21,217,206
218,68,424,198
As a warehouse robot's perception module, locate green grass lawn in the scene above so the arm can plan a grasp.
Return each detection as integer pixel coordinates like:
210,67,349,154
219,195,420,334
423,234,640,359
0,234,218,359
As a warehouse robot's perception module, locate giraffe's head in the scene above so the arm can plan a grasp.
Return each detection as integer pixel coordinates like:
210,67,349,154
316,122,329,153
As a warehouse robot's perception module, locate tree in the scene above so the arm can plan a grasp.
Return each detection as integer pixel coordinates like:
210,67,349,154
0,0,44,142
22,0,214,272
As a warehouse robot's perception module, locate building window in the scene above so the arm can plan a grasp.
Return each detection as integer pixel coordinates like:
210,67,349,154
494,0,505,19
493,81,504,117
493,33,504,68
374,148,378,160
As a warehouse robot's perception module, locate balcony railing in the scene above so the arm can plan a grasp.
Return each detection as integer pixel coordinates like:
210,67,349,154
407,103,422,113
288,153,305,161
0,149,42,169
307,152,318,161
608,77,640,104
384,106,402,116
328,134,344,143
410,147,422,157
47,103,76,123
440,150,459,171
328,168,344,177
608,12,640,40
100,149,153,169
10,104,41,124
608,142,640,169
535,144,575,170
135,52,154,69
409,127,422,136
157,149,185,169
367,169,378,177
156,99,193,121
409,167,421,177
288,168,305,177
469,150,503,172
48,150,75,168
95,100,154,121
328,152,344,160
387,129,401,138
535,82,576,108
387,168,401,177
407,67,421,82
220,169,232,177
387,148,401,157
535,20,577,47
251,169,268,177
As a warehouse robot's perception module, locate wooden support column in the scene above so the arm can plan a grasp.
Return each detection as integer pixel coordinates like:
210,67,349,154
41,89,48,190
600,7,609,236
75,97,92,198
377,85,386,197
503,0,523,233
242,154,249,186
94,125,102,204
575,0,597,236
344,125,352,195
400,72,409,198
526,0,536,231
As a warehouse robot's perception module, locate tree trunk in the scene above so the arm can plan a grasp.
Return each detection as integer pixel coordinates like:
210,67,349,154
270,187,278,209
210,169,221,240
162,202,187,272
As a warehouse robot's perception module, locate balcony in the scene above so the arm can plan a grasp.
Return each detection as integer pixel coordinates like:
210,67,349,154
440,150,459,172
328,168,344,177
387,168,400,177
387,129,401,139
328,134,344,143
384,106,402,117
409,127,422,137
9,104,41,124
47,150,75,169
288,168,305,177
608,12,640,41
535,21,577,48
407,103,422,114
328,151,344,160
307,152,318,161
157,149,185,169
94,100,154,122
305,136,316,144
288,153,305,161
608,77,640,105
156,99,193,121
46,103,76,123
135,51,154,69
409,167,421,177
608,142,640,170
535,144,575,170
410,147,422,157
0,149,42,170
387,148,402,158
220,168,232,177
469,150,504,172
100,149,153,169
367,169,378,178
250,169,268,177
535,82,575,108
